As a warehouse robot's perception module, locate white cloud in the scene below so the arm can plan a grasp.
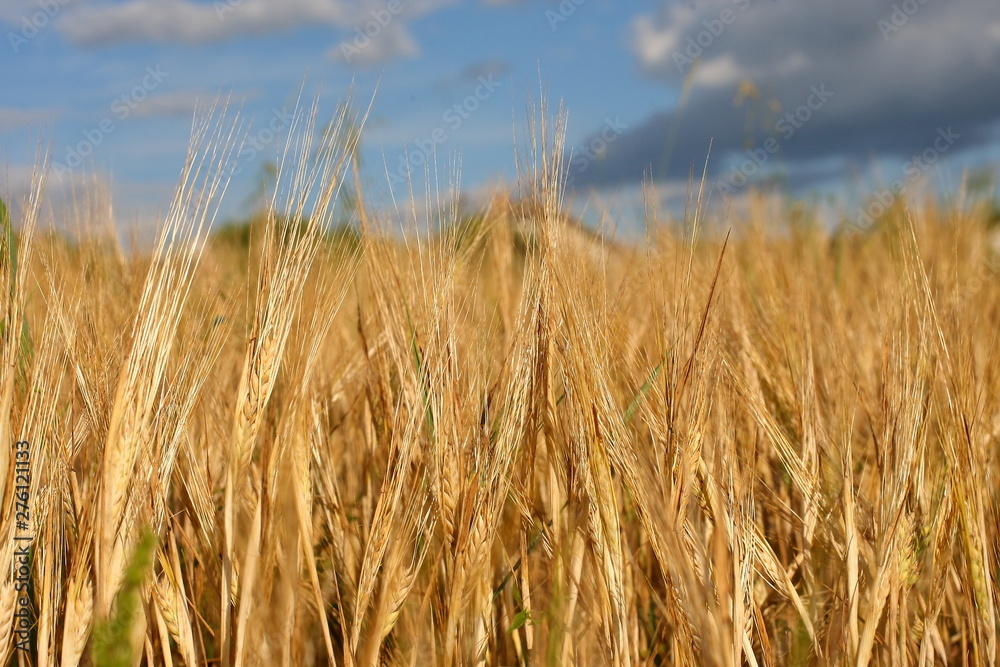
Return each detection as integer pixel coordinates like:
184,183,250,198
53,0,455,70
327,19,420,68
633,11,682,70
128,90,208,119
0,107,50,131
56,0,349,45
694,54,740,88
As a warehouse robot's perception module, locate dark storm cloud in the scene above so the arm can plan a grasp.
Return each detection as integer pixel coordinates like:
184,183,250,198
568,0,1000,190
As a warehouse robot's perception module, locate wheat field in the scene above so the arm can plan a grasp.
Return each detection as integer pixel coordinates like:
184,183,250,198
2,99,1000,666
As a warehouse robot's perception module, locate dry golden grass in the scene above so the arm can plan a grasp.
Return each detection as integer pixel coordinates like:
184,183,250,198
1,99,1000,666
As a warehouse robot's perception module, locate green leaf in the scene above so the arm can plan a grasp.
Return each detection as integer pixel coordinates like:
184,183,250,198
91,527,158,667
0,196,32,387
509,610,530,633
623,359,664,424
0,195,14,294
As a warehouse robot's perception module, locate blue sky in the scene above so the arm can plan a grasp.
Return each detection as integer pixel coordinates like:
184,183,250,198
3,0,1000,230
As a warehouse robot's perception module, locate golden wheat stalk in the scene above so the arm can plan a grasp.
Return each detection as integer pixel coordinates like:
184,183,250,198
224,94,364,667
0,148,47,507
96,101,241,618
